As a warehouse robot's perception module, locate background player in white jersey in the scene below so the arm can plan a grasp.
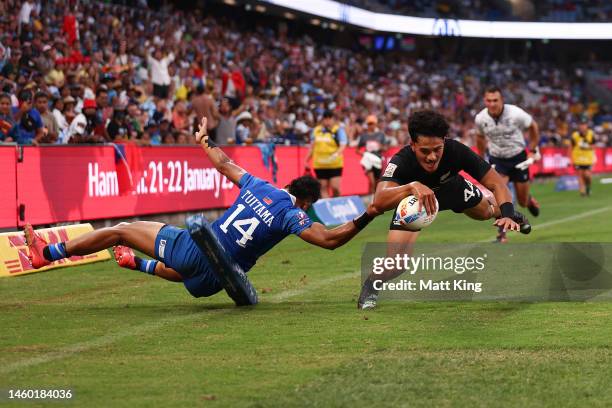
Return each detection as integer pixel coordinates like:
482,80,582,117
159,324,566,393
475,86,541,243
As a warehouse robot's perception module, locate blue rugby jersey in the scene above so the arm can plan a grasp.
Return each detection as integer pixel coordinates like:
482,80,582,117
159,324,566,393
211,173,313,272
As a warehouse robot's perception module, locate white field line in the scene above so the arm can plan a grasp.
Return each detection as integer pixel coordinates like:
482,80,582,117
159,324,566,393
531,205,612,231
476,205,612,242
1,272,359,375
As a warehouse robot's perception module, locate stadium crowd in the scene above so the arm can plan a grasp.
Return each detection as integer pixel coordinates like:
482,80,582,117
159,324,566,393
0,0,610,149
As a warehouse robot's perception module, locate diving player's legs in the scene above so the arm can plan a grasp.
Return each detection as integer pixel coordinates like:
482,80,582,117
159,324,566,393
25,221,165,269
113,245,183,282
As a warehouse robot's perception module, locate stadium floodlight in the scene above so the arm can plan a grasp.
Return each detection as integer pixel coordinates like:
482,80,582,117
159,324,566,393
262,0,612,40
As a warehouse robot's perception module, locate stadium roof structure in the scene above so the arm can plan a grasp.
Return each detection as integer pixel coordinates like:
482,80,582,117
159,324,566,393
261,0,612,40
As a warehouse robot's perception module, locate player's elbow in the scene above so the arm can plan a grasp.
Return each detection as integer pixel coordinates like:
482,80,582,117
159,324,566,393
367,203,385,217
320,239,340,250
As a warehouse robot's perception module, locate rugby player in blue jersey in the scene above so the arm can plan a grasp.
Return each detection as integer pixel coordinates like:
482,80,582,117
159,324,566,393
24,117,378,299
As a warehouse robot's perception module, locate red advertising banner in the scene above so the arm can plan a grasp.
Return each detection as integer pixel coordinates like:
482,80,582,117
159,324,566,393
7,144,612,227
530,147,612,176
0,147,17,229
17,145,280,226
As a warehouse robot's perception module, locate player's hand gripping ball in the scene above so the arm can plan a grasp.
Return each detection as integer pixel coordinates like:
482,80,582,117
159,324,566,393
396,195,439,231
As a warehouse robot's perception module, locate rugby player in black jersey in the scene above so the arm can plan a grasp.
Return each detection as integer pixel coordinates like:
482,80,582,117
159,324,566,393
358,110,531,309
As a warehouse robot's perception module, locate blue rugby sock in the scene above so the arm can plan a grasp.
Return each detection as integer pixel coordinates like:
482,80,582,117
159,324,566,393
134,257,158,275
43,242,68,261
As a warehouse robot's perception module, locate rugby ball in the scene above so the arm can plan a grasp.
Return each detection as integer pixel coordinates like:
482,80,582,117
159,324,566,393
396,195,438,231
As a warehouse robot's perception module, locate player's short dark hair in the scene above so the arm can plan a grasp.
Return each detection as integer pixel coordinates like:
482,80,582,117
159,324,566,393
287,176,321,204
0,93,10,102
408,110,449,142
484,85,503,96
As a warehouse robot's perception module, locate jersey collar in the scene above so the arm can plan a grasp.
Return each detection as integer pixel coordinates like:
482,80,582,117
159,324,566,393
488,105,505,125
281,189,297,205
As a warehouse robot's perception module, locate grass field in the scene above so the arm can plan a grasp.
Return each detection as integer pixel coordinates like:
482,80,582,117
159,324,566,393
2,177,612,407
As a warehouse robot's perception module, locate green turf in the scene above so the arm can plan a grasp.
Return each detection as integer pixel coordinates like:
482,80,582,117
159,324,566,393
1,177,612,407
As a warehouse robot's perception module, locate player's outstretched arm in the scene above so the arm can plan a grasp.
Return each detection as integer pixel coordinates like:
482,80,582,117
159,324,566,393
298,205,378,250
195,116,246,185
479,168,520,231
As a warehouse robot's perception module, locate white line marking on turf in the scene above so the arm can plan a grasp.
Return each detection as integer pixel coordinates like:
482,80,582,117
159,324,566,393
0,272,359,375
477,205,612,242
531,205,612,231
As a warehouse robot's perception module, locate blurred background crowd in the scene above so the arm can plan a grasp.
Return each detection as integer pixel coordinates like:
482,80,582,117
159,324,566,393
0,0,610,149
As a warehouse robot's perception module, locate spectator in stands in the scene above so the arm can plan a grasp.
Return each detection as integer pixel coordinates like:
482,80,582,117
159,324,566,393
106,108,130,142
171,100,189,132
148,48,174,100
82,99,105,142
216,97,236,145
162,131,176,144
0,92,17,142
235,111,253,145
51,96,66,138
34,91,59,143
305,110,347,198
357,115,388,194
95,87,113,125
14,89,44,145
191,84,219,140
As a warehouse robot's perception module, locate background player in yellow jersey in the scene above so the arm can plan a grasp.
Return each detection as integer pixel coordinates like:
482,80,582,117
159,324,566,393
304,110,347,198
569,116,596,197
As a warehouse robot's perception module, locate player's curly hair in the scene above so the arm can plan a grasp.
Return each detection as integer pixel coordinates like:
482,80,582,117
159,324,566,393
287,176,321,204
408,110,449,142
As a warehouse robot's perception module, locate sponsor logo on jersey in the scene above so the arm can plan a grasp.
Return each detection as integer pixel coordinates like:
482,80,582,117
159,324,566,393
297,211,308,226
263,197,273,205
383,163,397,178
158,239,166,258
440,171,451,183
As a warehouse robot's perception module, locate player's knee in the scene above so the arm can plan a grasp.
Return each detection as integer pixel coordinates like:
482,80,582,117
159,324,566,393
111,222,132,244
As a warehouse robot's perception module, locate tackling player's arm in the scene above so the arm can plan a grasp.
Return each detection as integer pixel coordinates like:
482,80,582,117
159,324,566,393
298,205,379,250
195,116,246,185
